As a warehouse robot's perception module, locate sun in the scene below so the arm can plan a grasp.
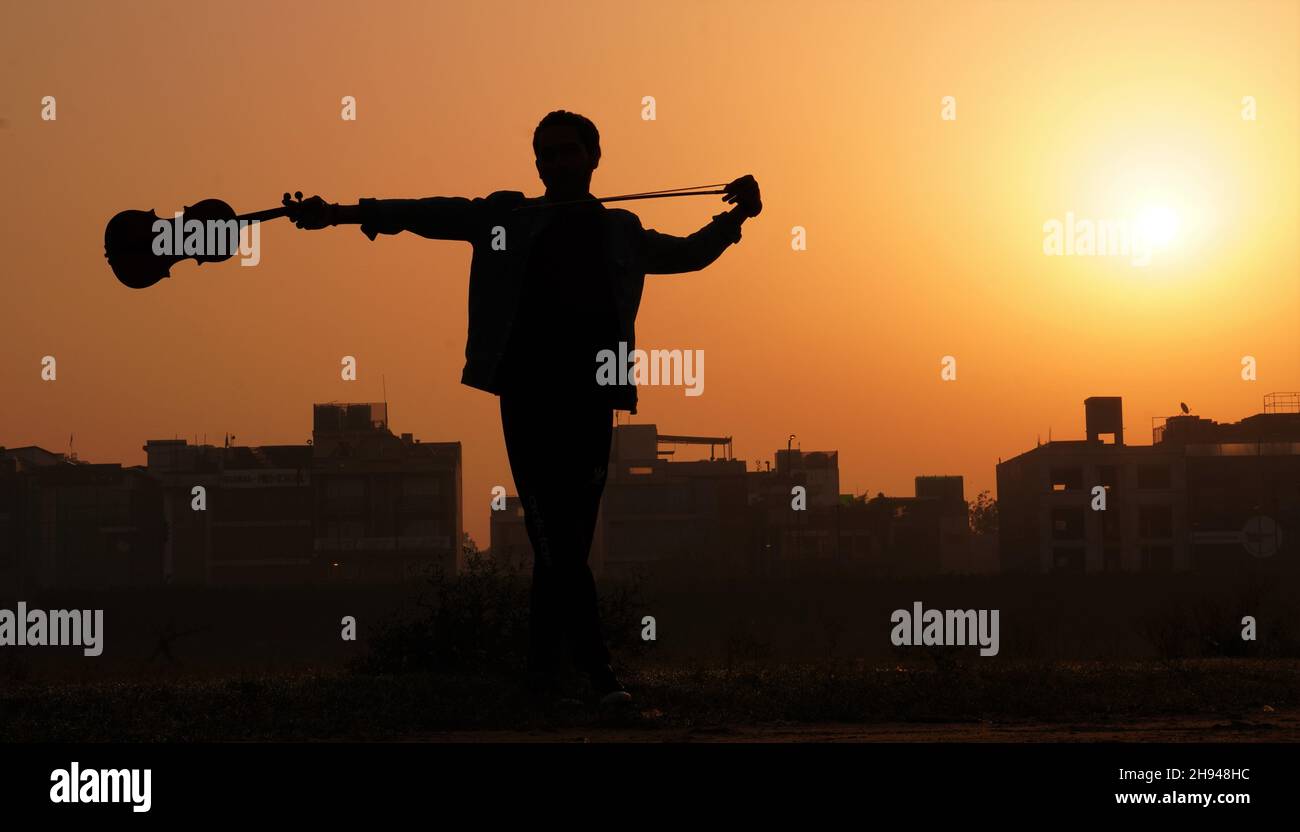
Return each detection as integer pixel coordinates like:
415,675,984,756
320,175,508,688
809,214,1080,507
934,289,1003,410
1135,205,1179,248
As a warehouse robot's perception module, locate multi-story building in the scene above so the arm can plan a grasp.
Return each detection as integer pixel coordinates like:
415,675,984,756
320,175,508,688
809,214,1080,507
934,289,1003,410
311,402,463,581
594,424,749,576
0,401,464,588
487,419,983,576
0,446,165,591
997,394,1300,573
144,438,313,584
473,425,974,577
488,494,531,574
758,476,974,574
1164,393,1300,571
748,445,841,562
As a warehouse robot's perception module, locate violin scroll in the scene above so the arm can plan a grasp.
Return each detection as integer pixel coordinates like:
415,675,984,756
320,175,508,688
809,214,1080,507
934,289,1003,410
283,191,337,229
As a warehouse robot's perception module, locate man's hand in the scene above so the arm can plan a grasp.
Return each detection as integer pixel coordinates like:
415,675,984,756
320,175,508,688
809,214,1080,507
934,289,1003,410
723,174,762,218
284,191,337,230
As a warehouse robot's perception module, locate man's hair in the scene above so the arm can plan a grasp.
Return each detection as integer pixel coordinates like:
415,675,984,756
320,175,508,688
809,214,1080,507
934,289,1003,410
533,110,600,159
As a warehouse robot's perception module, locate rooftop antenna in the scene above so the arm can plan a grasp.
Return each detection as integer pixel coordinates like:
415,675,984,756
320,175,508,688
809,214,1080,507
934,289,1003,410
382,374,388,426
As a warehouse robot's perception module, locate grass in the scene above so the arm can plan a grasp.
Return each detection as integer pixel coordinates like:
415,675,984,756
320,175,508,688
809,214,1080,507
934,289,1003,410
2,658,1296,742
4,559,1298,740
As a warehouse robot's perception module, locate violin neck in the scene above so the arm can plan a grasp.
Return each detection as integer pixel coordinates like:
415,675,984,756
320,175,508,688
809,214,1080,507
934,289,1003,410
236,206,292,224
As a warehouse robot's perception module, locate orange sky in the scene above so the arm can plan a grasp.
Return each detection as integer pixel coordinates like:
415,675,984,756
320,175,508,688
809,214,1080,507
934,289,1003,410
3,0,1298,545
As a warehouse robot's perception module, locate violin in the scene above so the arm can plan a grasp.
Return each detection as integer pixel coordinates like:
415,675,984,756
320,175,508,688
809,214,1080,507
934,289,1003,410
104,192,309,289
106,181,754,289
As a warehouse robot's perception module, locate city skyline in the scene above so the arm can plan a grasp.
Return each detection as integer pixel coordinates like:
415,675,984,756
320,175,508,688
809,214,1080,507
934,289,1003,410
5,388,1297,574
4,390,1297,547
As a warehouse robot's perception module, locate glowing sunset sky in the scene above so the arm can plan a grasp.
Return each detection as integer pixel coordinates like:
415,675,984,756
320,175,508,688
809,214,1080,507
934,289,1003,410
3,0,1297,544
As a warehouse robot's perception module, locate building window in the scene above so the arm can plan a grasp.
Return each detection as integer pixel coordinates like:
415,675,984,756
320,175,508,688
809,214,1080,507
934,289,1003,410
399,517,435,537
1102,506,1122,541
1138,505,1173,538
1141,544,1173,572
1049,467,1083,492
402,476,440,496
1137,464,1171,490
1052,547,1085,574
1103,546,1121,571
325,477,366,498
1051,507,1085,540
1097,465,1119,490
324,519,365,539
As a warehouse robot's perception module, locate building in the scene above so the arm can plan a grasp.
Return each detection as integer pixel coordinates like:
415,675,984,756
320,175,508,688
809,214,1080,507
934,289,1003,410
486,422,982,576
594,424,750,576
0,401,464,588
997,394,1300,573
488,494,530,574
0,446,165,591
488,424,752,578
748,445,842,562
772,447,841,508
311,402,463,581
487,425,752,577
144,438,313,584
746,437,977,573
759,476,974,574
1164,393,1300,571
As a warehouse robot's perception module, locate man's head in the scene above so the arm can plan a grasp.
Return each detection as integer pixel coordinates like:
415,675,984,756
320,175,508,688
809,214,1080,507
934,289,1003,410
533,110,600,200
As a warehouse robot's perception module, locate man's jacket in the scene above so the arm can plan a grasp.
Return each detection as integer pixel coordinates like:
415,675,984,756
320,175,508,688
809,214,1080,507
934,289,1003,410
356,191,744,413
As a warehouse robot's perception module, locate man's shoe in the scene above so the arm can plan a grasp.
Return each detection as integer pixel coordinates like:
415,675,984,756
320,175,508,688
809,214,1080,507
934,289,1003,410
526,669,590,709
588,664,633,707
599,689,633,707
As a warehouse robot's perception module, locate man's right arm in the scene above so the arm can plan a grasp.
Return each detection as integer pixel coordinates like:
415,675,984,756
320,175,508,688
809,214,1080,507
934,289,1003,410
291,194,485,242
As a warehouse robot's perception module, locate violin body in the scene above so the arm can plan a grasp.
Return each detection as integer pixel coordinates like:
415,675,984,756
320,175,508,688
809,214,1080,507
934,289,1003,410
105,199,246,290
105,196,300,289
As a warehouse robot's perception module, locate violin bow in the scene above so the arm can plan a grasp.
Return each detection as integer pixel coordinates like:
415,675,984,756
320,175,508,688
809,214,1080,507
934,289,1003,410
512,182,730,212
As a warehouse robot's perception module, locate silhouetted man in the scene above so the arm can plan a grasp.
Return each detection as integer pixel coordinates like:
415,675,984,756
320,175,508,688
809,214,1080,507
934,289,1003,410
290,110,761,707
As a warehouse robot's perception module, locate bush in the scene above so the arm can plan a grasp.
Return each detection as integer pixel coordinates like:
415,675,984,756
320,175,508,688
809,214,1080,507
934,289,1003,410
353,551,647,675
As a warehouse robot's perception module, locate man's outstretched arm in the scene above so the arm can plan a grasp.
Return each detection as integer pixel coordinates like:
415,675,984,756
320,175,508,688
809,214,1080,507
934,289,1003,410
288,194,491,242
640,175,761,274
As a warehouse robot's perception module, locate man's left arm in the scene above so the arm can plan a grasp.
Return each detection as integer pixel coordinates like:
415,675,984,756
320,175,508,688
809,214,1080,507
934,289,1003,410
640,175,761,275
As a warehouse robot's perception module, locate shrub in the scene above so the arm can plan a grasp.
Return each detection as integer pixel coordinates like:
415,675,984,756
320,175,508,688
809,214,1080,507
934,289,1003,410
353,551,647,674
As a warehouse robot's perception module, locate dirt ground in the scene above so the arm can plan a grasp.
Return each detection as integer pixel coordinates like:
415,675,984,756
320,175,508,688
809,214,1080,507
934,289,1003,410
406,710,1300,742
